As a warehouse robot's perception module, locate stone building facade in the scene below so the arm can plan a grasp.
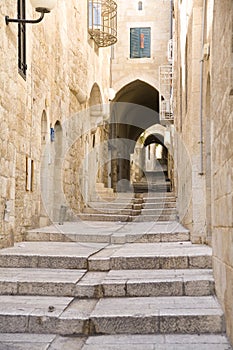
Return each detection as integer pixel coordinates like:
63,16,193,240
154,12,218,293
173,0,233,344
0,0,113,248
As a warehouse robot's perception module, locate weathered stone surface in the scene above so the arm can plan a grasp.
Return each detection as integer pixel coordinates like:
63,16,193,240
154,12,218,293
0,242,107,269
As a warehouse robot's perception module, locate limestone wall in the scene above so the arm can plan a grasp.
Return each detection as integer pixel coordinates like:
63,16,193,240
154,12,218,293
112,0,171,94
211,0,233,344
174,0,233,345
0,1,112,246
173,0,208,242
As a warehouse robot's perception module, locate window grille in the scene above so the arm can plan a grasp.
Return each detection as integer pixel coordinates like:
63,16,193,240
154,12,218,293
88,0,117,47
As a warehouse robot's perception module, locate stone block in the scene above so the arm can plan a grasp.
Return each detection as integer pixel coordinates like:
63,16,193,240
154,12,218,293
127,280,183,297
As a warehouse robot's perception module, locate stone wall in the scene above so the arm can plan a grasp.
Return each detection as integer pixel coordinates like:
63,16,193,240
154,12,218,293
0,0,112,246
174,0,233,345
173,0,208,242
112,0,171,94
211,0,233,344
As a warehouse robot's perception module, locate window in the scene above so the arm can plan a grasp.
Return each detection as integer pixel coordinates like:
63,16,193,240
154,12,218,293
138,1,143,11
26,157,34,191
130,27,151,58
88,1,101,30
18,0,27,79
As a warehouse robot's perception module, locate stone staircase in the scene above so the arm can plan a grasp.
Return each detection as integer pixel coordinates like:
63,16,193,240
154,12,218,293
133,170,172,193
79,189,177,222
0,190,231,349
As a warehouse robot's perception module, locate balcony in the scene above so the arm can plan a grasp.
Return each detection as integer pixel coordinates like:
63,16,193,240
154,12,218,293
88,0,117,47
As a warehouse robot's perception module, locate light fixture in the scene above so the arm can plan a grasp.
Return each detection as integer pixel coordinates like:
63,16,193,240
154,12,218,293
5,0,56,25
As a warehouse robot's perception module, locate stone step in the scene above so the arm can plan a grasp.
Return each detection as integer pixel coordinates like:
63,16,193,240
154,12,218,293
25,222,190,244
79,214,132,222
143,196,176,202
89,296,225,335
76,269,215,298
0,242,107,269
95,183,105,189
88,242,212,271
143,202,176,209
82,208,141,216
86,202,136,210
0,242,211,271
141,208,177,215
0,268,214,298
0,295,225,335
133,215,177,222
79,213,178,222
133,185,171,193
0,333,231,350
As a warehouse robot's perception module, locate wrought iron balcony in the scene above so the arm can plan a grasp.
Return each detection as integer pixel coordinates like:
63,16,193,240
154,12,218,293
88,0,117,47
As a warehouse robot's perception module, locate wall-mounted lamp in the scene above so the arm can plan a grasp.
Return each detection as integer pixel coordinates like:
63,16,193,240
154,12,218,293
5,0,56,25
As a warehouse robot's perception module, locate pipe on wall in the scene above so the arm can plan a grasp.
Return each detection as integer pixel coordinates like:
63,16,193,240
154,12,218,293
199,0,207,175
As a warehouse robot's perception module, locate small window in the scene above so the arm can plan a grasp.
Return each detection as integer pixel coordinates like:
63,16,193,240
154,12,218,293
130,27,151,59
138,1,143,11
88,1,101,30
18,0,27,79
26,157,34,191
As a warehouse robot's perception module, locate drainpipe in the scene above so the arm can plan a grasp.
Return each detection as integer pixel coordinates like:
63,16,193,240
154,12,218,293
170,0,173,40
199,0,207,175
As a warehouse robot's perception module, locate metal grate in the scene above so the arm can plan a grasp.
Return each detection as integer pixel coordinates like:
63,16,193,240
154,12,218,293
88,0,117,47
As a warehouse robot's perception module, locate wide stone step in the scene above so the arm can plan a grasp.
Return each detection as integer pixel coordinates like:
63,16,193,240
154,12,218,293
0,296,225,335
0,268,87,296
79,214,178,222
0,242,211,271
79,214,132,222
89,296,225,335
88,242,212,271
82,208,141,216
141,208,177,215
0,268,214,298
133,215,177,222
133,216,177,222
143,202,176,209
0,333,232,350
87,202,137,210
26,222,190,244
76,269,215,298
0,242,107,269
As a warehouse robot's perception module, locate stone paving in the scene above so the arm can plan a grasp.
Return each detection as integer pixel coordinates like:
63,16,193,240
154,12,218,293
0,334,232,350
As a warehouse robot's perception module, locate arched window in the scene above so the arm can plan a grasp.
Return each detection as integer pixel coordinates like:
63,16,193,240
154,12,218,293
138,1,143,11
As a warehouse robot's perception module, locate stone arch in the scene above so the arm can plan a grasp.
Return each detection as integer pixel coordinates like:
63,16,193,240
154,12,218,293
131,125,171,186
113,75,159,98
110,80,160,190
89,83,103,120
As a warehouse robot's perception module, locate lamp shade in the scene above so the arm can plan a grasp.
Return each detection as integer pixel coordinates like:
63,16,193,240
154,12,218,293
30,0,56,11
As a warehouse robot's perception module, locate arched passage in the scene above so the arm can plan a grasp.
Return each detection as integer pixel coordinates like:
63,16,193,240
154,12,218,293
110,79,160,191
130,123,173,193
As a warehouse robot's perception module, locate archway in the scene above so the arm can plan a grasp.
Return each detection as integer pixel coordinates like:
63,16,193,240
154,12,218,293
110,79,160,191
130,124,173,193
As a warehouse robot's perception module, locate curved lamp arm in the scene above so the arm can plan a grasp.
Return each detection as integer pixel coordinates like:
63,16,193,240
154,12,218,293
5,11,45,25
